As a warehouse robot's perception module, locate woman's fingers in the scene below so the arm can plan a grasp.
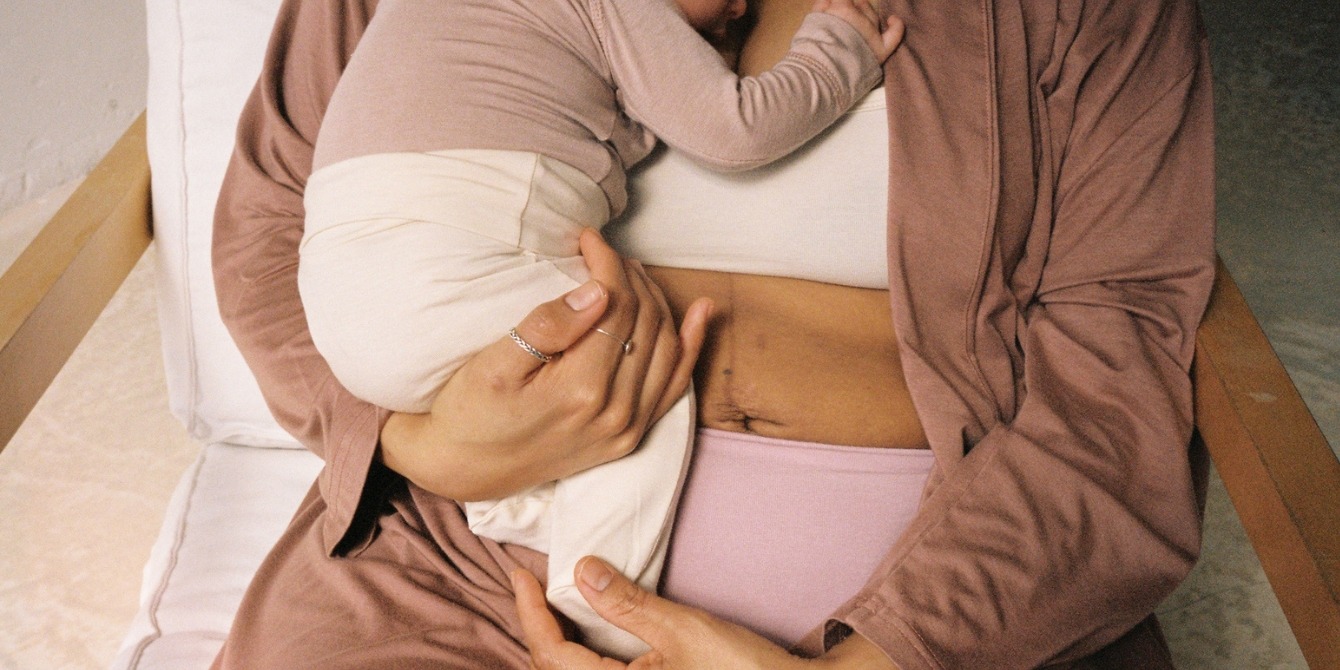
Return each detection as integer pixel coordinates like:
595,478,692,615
513,570,569,652
592,260,670,440
570,557,815,670
555,229,643,387
580,228,641,353
518,558,857,670
572,557,687,652
585,258,711,462
624,261,713,424
434,227,707,490
405,228,711,500
481,227,628,383
484,279,610,378
514,569,628,670
653,296,713,421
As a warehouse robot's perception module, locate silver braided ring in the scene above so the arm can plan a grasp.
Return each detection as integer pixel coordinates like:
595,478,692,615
593,327,633,355
508,327,552,363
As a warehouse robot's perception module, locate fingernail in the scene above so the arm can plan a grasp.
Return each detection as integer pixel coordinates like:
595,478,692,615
565,281,604,311
579,557,614,592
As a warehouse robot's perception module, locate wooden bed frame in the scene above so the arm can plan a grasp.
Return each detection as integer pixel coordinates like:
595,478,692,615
3,113,1336,667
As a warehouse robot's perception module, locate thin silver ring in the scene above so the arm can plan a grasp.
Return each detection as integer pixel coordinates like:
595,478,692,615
508,327,552,363
593,327,633,355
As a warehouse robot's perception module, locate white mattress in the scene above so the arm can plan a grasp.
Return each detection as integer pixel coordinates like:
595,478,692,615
110,443,320,669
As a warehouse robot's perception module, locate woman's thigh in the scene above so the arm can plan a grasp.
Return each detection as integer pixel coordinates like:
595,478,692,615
212,483,549,670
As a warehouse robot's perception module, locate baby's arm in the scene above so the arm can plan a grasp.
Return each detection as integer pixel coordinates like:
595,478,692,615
597,0,901,171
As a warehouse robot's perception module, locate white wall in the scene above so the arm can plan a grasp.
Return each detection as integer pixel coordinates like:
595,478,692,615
0,0,147,214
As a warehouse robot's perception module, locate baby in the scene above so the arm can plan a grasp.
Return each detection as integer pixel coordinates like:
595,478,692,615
298,0,899,658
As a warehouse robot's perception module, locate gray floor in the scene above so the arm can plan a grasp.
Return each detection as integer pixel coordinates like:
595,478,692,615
1155,1,1337,668
1203,0,1339,450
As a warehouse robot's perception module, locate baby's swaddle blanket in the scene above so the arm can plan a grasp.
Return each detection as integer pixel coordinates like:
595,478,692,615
300,149,693,659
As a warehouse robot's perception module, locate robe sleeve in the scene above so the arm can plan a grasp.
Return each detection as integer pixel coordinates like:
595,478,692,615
828,1,1217,667
595,0,883,171
212,0,391,556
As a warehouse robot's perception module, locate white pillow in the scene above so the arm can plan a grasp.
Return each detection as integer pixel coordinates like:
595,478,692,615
146,0,296,447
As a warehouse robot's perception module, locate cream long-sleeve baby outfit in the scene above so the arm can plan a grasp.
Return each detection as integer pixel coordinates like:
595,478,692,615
298,0,882,657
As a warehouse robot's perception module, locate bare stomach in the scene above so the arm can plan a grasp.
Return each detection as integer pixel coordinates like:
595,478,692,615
644,266,928,449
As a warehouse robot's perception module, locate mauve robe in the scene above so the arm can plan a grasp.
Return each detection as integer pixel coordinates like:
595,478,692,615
210,0,1215,667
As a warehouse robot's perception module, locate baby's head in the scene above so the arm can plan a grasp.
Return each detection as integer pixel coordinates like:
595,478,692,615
675,0,748,41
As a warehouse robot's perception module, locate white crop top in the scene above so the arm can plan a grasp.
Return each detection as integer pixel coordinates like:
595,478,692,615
607,86,890,289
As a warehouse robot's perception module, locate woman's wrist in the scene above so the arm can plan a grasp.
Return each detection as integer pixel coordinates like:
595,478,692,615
817,631,900,670
380,410,491,501
381,408,555,502
378,411,442,490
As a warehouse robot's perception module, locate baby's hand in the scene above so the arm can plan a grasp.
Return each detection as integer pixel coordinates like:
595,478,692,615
813,0,903,63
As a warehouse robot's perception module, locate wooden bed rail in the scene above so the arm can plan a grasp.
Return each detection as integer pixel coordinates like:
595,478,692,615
0,113,1336,665
0,112,151,450
1193,257,1340,668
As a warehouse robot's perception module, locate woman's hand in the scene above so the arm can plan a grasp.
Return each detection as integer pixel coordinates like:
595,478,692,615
812,0,904,63
513,557,901,670
381,229,713,502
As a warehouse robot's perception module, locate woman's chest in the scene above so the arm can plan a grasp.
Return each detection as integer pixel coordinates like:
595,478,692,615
608,87,892,290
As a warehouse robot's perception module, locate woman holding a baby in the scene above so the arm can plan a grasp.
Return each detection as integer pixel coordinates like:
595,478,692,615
211,0,1216,667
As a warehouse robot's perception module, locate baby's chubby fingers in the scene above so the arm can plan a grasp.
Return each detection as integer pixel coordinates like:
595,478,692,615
813,0,904,63
875,15,904,59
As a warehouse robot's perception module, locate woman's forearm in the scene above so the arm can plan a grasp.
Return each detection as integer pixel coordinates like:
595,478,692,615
212,0,388,555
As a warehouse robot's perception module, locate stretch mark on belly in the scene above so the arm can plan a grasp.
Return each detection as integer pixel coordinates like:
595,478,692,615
699,276,785,434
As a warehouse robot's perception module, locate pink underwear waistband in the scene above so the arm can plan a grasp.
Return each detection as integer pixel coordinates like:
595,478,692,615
661,428,934,649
